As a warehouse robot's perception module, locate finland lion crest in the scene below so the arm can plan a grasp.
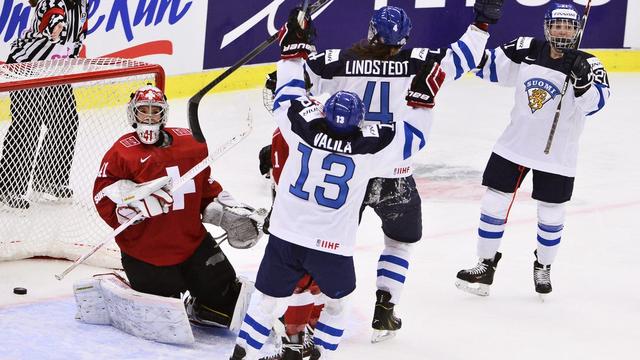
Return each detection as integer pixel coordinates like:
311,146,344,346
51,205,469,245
524,78,560,113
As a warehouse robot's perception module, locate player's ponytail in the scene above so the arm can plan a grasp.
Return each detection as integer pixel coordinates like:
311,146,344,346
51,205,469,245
349,40,400,60
29,0,37,7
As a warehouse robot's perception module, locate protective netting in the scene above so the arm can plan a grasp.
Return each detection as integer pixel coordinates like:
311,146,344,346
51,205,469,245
0,58,164,269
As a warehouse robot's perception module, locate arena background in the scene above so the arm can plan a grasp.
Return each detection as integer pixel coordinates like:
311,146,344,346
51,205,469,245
0,0,638,99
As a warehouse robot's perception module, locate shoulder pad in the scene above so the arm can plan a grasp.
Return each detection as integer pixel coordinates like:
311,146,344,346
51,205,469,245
118,134,141,148
409,48,446,63
307,49,341,65
501,37,543,64
584,53,605,70
515,37,534,50
169,128,192,137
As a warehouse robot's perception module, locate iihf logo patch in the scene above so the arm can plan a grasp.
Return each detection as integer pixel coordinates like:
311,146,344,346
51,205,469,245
524,78,560,113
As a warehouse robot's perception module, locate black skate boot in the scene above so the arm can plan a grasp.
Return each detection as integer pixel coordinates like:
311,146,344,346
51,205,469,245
229,344,247,360
259,331,304,360
371,290,401,343
533,251,552,301
309,346,321,360
455,252,502,296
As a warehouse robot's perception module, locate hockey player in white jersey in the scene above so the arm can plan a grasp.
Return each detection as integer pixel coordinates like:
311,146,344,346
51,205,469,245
455,2,610,299
229,11,445,360
303,1,503,341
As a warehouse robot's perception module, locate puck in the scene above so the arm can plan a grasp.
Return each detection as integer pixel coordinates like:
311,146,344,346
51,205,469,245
13,287,27,295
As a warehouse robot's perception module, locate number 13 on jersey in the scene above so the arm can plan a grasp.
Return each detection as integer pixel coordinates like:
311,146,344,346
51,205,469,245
289,143,355,209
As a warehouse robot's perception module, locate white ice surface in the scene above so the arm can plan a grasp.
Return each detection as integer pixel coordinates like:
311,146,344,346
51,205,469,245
1,74,638,359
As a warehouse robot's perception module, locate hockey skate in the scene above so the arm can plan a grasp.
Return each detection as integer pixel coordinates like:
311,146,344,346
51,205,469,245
455,252,502,297
32,185,74,203
183,292,229,328
229,344,247,360
533,251,552,302
260,324,315,360
371,290,401,343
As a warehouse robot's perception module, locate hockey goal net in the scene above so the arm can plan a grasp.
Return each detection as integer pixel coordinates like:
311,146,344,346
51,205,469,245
0,58,165,269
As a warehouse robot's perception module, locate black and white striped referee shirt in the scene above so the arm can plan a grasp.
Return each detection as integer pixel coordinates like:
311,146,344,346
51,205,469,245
8,0,87,64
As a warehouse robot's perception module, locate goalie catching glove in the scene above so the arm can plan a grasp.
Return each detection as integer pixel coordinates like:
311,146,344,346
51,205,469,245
202,191,266,249
405,58,446,109
278,7,316,59
101,176,174,225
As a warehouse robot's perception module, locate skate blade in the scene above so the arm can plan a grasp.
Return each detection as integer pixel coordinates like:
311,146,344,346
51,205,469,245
455,279,490,297
371,329,396,343
33,192,73,204
537,293,550,303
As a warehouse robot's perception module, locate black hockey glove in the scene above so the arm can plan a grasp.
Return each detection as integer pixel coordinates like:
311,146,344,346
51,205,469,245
474,0,504,25
265,71,277,95
562,49,594,97
405,58,446,109
258,144,272,176
278,7,316,59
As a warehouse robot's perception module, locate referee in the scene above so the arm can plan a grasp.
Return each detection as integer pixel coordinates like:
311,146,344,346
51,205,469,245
0,0,87,210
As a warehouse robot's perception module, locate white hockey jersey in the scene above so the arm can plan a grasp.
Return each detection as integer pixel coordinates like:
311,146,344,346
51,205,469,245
305,25,490,178
476,37,611,177
269,59,431,257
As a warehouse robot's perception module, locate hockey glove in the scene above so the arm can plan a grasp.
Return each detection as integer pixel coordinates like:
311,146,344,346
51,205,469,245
258,144,273,177
474,0,503,25
202,191,265,249
265,71,277,95
278,7,316,59
115,189,173,224
102,177,174,224
562,49,594,97
405,59,446,109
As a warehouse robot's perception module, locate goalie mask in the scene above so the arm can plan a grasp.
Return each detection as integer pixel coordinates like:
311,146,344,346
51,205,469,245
323,91,365,135
544,2,580,51
127,85,169,144
367,6,412,47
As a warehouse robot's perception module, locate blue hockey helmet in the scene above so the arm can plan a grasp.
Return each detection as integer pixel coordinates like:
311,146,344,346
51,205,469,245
543,2,580,50
367,6,412,47
323,91,365,135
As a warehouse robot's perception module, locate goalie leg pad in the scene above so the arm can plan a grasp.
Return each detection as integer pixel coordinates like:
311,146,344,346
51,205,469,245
74,278,111,325
73,274,194,345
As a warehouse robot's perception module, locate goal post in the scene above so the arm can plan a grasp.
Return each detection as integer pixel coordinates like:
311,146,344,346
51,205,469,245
0,58,165,269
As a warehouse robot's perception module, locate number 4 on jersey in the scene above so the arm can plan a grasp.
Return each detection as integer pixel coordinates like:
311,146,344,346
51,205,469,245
363,81,393,124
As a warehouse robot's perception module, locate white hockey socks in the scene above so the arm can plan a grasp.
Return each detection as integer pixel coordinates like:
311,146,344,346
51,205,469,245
536,201,566,265
477,188,511,260
376,235,413,305
313,294,349,358
236,290,287,359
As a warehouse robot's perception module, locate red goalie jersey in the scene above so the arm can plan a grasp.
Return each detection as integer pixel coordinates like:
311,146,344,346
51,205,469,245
93,128,222,266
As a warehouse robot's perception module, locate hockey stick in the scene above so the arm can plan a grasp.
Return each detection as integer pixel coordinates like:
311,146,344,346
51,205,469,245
543,0,593,154
55,114,253,280
188,0,332,142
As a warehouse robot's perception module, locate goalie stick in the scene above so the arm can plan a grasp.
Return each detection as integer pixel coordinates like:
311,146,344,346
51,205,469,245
55,113,254,281
188,0,332,142
543,0,592,154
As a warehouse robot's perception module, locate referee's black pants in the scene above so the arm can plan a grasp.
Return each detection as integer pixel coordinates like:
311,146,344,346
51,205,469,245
0,84,79,196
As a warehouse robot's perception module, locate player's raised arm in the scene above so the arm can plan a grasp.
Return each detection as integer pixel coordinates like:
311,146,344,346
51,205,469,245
431,0,503,83
272,8,316,114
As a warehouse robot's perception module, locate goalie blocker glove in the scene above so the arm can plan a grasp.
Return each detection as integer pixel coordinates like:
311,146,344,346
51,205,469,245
405,58,446,109
278,7,316,59
101,177,174,224
562,49,594,97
